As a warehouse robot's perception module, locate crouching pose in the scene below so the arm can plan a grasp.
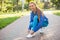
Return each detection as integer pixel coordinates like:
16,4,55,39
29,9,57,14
26,2,49,38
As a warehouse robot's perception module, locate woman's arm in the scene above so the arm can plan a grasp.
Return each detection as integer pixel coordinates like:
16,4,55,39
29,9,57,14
30,12,34,23
41,11,44,17
37,8,44,21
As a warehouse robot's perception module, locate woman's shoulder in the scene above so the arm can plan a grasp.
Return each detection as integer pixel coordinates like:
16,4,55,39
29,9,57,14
30,11,33,14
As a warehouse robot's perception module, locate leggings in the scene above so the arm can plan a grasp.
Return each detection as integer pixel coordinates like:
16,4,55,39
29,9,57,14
28,15,44,32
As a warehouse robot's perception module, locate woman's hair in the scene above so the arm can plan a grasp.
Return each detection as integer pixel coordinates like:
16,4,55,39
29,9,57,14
29,2,44,21
29,2,36,6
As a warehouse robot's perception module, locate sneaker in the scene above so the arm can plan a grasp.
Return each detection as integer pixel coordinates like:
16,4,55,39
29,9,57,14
26,34,35,38
40,27,45,34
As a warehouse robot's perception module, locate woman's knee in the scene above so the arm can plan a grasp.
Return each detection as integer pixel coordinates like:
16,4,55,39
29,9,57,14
31,27,40,32
28,22,33,29
30,22,33,26
33,15,38,20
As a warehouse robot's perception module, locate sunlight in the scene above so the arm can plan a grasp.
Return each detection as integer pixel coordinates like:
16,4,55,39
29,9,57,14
0,13,22,18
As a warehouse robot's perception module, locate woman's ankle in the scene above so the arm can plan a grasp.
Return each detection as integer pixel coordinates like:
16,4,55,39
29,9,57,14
30,30,34,35
27,30,31,34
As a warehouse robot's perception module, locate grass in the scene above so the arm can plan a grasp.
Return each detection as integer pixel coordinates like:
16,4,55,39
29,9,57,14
0,11,29,29
54,12,60,16
0,16,20,29
53,10,60,16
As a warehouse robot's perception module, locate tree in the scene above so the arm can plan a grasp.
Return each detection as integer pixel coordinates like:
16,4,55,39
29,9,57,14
0,0,4,11
26,0,34,4
51,0,60,9
21,0,24,11
0,0,2,11
12,0,20,12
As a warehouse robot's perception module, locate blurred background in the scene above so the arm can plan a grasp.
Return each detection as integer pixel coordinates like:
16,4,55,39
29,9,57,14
0,0,60,40
0,0,60,12
0,0,60,29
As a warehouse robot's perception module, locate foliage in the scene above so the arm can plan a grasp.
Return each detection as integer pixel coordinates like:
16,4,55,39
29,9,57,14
37,2,44,9
51,0,60,9
26,0,33,4
54,12,60,16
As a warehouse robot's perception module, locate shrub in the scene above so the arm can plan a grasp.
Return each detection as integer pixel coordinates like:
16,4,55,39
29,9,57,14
37,2,44,9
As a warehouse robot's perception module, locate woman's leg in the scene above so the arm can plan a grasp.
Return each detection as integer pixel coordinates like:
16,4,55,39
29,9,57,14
28,22,33,33
30,15,38,35
26,15,38,38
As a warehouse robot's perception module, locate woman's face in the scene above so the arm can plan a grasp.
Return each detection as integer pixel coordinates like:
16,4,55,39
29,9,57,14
29,3,36,11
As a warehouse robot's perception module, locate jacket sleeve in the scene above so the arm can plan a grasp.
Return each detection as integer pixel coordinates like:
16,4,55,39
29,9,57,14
36,15,48,28
30,12,34,23
35,15,44,28
37,18,43,28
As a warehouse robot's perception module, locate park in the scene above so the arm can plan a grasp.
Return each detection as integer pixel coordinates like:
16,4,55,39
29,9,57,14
0,0,60,40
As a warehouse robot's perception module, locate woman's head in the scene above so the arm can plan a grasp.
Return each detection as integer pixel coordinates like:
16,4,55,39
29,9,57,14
29,2,37,11
29,2,43,21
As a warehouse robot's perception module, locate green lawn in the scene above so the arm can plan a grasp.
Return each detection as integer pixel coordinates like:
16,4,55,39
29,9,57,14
0,16,20,29
0,12,23,29
52,10,60,16
0,11,30,29
0,11,29,29
54,12,60,16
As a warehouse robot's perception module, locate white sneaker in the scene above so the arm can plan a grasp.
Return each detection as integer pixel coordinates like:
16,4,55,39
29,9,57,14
40,27,45,33
26,34,35,38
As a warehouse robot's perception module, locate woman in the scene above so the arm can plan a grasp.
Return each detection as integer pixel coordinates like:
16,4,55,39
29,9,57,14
26,2,48,38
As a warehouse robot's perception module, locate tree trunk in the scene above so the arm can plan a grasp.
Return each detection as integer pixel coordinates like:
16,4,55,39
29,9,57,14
22,0,24,11
1,0,2,11
1,0,4,12
17,0,19,12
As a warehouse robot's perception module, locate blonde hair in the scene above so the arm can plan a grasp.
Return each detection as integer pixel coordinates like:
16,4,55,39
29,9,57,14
29,2,36,6
29,2,40,9
29,2,44,21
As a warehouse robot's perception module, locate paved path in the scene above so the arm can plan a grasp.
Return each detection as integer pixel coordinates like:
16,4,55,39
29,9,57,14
0,11,60,40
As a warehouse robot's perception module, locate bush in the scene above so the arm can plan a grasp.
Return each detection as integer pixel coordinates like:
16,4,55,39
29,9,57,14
51,0,60,10
24,3,29,10
44,2,51,9
13,5,22,12
37,2,44,9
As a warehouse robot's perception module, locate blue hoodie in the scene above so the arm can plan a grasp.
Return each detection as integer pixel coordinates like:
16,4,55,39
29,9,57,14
30,11,48,28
